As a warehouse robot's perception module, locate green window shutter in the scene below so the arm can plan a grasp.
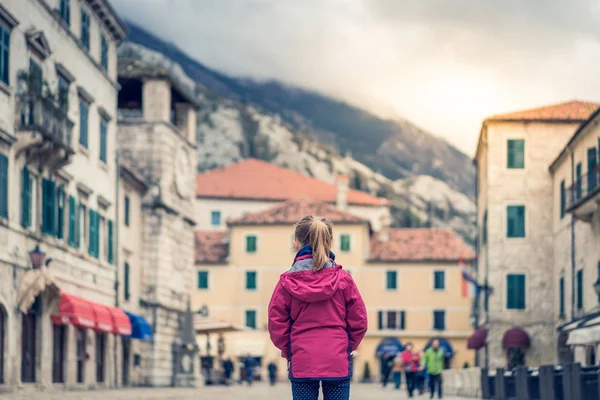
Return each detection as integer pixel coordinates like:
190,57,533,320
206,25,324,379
21,167,31,228
56,186,65,239
482,210,488,245
433,311,445,330
68,196,77,247
60,0,70,25
340,234,351,252
386,270,397,290
377,311,383,330
197,271,208,289
576,163,582,199
99,119,107,163
0,154,7,219
211,211,221,226
588,147,598,190
79,98,88,148
559,277,565,317
399,311,406,330
88,209,98,257
42,179,56,235
124,196,130,227
245,310,257,329
507,274,526,310
246,271,257,290
507,139,525,169
124,262,130,301
560,180,566,218
507,205,525,238
100,35,108,70
107,219,113,264
577,270,583,310
0,26,10,85
434,271,445,290
246,235,257,253
76,202,82,248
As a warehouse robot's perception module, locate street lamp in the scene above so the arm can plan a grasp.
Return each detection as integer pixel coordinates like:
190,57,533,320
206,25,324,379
29,244,45,269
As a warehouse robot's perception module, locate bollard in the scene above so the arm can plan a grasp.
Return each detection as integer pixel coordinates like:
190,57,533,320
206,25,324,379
562,363,572,400
571,363,582,400
538,365,555,400
515,366,530,400
495,368,506,400
481,368,491,400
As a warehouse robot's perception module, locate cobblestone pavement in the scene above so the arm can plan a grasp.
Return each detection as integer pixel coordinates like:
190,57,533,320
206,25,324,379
0,384,469,400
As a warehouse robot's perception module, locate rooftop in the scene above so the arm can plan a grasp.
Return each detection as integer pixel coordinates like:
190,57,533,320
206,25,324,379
195,159,388,206
228,199,369,226
485,100,599,123
369,228,475,262
195,231,229,264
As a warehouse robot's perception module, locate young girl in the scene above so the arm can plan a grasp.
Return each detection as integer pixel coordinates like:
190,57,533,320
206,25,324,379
268,215,368,400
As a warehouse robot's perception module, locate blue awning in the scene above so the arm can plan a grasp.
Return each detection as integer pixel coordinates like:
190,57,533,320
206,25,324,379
424,338,454,357
125,311,153,341
375,337,404,357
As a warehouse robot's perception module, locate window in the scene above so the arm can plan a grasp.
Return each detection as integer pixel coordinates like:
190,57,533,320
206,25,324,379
507,205,525,238
124,195,130,227
434,271,445,290
246,271,257,290
340,234,351,252
41,179,56,235
507,139,525,169
386,270,397,290
29,59,42,95
246,235,257,253
78,202,87,250
245,310,257,329
0,23,10,85
482,210,488,245
588,147,598,190
99,118,107,163
0,154,7,219
506,274,526,310
100,34,108,70
58,74,69,114
21,167,31,228
80,9,90,50
197,271,208,289
107,220,113,264
98,215,105,260
433,310,445,331
211,211,221,226
560,180,566,219
380,311,406,330
123,262,130,301
559,276,565,317
59,0,70,26
88,209,99,258
56,186,65,239
577,269,583,311
79,97,89,148
576,162,582,200
68,195,77,247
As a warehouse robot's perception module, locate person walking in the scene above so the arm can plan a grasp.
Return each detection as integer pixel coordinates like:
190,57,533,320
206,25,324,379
381,354,394,387
268,215,368,400
268,361,278,386
401,342,421,398
223,357,234,385
244,355,256,386
392,353,403,390
423,340,445,399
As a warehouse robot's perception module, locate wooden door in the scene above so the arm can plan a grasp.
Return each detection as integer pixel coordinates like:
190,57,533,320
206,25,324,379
21,312,37,383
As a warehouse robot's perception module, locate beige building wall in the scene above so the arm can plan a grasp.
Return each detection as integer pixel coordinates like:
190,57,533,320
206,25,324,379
477,121,580,369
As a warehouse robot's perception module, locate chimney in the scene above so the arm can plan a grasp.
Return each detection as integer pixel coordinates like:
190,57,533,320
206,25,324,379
378,213,391,241
336,174,349,210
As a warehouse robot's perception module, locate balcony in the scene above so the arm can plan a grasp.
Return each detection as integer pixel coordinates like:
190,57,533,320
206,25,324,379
15,94,75,170
566,167,600,221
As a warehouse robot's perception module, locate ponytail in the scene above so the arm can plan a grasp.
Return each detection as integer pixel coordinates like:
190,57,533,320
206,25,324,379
294,215,334,271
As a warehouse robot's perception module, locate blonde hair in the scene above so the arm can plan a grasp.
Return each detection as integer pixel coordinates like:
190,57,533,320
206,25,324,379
294,215,333,271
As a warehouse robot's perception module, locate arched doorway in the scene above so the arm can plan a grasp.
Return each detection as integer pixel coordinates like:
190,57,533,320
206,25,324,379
0,305,6,384
21,296,41,383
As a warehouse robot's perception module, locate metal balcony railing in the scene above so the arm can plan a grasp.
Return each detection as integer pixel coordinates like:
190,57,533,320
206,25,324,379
17,94,74,151
566,167,600,211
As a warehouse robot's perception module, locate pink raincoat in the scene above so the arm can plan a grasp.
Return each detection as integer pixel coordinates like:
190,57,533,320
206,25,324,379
268,255,367,380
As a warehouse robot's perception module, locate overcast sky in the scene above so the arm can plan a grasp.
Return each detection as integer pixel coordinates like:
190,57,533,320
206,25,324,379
112,0,600,156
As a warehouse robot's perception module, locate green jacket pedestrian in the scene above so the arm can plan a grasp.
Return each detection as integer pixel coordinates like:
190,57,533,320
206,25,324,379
423,340,445,398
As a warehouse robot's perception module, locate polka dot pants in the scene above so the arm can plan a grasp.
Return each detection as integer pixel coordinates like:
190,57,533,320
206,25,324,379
291,379,351,400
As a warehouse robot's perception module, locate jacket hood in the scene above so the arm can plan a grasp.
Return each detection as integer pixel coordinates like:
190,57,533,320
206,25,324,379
280,265,344,303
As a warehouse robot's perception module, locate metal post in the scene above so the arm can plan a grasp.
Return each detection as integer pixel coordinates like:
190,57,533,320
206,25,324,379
481,368,491,400
113,149,120,388
571,152,576,320
538,365,555,400
572,363,582,400
515,366,530,400
562,363,572,400
495,368,506,400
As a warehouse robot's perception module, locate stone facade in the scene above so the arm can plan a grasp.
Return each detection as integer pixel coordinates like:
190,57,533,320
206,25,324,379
475,120,581,369
0,0,126,393
117,73,199,386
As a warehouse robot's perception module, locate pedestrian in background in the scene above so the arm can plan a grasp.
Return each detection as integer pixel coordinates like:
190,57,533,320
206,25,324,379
223,357,234,385
392,353,403,390
423,340,445,399
268,215,368,400
268,361,278,386
381,353,394,387
244,355,256,386
401,342,421,398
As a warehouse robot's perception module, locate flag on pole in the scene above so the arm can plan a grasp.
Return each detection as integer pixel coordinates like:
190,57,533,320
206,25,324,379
460,259,481,298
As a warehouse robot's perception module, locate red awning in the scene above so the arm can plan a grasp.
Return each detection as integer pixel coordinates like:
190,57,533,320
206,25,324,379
52,293,95,329
467,327,487,350
109,307,132,336
90,302,114,333
502,326,531,349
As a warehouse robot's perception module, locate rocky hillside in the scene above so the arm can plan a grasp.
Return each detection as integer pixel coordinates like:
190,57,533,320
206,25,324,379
118,27,476,245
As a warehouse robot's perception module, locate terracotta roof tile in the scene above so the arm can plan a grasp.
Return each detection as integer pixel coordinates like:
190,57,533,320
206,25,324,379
485,100,599,123
196,159,388,206
228,200,369,226
369,228,475,262
195,231,229,264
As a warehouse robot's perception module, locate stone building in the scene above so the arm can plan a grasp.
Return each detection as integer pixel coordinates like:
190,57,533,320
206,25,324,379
116,45,200,386
473,101,599,369
192,198,475,382
0,0,134,392
550,107,600,366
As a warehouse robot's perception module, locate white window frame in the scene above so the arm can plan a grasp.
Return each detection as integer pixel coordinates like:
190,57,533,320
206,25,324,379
503,271,528,312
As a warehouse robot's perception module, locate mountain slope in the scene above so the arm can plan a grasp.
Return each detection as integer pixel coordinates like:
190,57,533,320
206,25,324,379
125,23,475,196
